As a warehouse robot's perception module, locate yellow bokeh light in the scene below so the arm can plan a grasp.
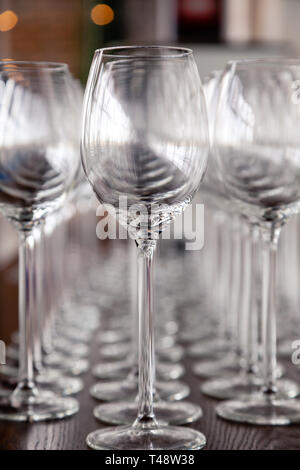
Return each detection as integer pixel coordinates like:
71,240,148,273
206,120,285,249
0,10,18,32
91,4,114,26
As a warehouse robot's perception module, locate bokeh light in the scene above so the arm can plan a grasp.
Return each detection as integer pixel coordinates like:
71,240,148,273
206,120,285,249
0,10,18,32
90,4,114,26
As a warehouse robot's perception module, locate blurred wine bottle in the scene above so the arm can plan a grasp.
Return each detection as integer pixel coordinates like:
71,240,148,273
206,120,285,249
178,0,221,43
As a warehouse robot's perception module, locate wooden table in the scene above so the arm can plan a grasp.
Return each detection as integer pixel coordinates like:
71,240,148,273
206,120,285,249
0,260,300,450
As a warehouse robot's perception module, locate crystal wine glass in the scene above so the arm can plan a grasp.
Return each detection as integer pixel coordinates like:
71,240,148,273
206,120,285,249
214,59,300,424
82,46,209,449
0,61,80,421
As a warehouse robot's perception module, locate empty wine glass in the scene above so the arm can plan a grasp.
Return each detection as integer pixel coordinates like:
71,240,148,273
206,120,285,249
214,59,300,425
0,61,80,421
82,46,209,450
196,68,285,397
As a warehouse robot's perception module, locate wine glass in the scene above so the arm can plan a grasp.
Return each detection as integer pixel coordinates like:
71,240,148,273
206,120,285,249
197,68,286,399
0,72,86,393
214,59,300,424
187,70,235,360
82,46,209,450
0,61,80,421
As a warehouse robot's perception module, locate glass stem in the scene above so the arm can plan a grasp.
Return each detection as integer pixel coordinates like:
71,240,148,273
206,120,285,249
41,222,53,354
218,215,231,340
134,240,157,428
261,224,281,395
33,227,43,372
130,240,138,368
11,231,38,406
247,225,259,372
243,225,259,373
230,216,241,354
237,222,249,360
127,241,139,385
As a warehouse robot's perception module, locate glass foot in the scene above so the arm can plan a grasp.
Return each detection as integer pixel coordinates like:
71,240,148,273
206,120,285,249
43,352,89,375
157,335,176,350
90,380,190,402
7,342,89,362
193,356,238,378
92,360,132,380
92,361,184,381
188,339,229,359
193,358,285,379
100,337,184,362
179,326,212,344
158,362,185,381
36,371,83,396
97,329,130,345
93,400,202,425
100,343,131,360
53,338,89,358
157,345,184,363
201,376,299,400
0,367,81,395
0,389,79,422
87,424,206,450
278,339,293,358
160,320,179,336
216,396,300,425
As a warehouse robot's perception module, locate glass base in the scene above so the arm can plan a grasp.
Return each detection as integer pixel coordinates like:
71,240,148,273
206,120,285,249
216,396,300,425
7,341,89,362
157,336,176,350
157,362,185,381
193,358,284,379
157,345,184,363
36,371,83,396
99,340,182,361
56,326,92,343
188,339,229,359
100,343,131,360
92,360,132,380
87,424,206,450
43,353,89,375
53,338,89,358
92,361,184,381
178,323,212,344
90,380,190,402
93,400,202,426
201,375,299,400
160,320,179,336
0,389,79,422
193,356,238,379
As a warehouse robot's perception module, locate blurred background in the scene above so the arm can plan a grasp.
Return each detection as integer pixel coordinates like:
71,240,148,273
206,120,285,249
1,0,300,80
1,0,300,340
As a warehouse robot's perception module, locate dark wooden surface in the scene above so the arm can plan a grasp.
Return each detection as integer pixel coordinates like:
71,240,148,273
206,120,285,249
1,261,300,450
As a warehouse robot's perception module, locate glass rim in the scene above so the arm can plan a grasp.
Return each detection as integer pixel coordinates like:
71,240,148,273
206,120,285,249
95,45,193,59
0,60,68,72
